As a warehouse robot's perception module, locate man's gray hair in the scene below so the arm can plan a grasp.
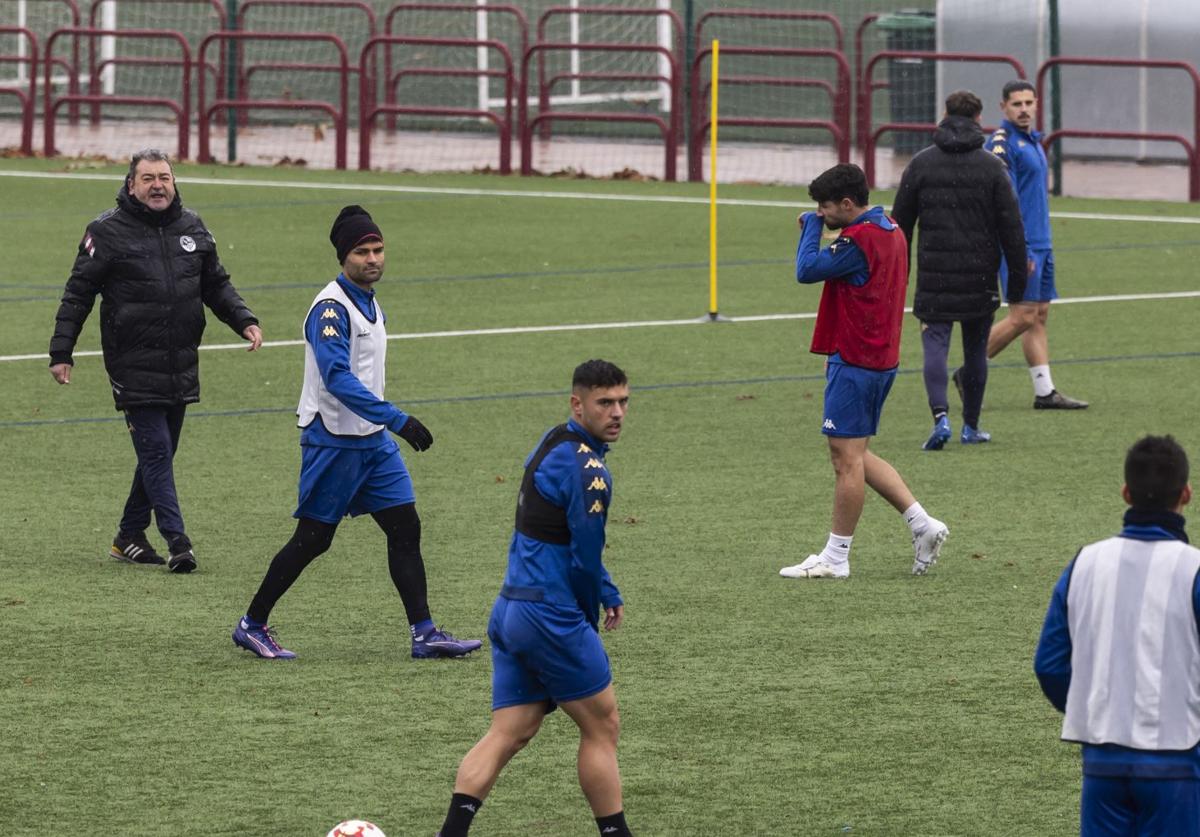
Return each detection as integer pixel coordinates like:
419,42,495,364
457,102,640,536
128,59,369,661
127,148,172,181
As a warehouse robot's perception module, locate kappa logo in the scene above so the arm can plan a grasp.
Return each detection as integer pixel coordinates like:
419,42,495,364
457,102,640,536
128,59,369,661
584,457,603,470
577,443,592,453
823,418,837,431
588,500,605,514
588,477,608,491
179,235,196,253
320,308,340,320
321,325,338,338
991,146,1005,155
460,803,478,813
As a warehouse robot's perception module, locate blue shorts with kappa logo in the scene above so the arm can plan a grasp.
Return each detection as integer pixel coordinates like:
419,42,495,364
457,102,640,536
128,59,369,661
488,596,612,711
295,440,415,523
821,359,896,438
1000,248,1057,302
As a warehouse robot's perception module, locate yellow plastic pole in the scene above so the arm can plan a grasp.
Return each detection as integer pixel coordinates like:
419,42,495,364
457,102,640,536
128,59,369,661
708,39,719,318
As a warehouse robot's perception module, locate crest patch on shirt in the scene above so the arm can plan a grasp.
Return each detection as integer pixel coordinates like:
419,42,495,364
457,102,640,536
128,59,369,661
179,235,196,253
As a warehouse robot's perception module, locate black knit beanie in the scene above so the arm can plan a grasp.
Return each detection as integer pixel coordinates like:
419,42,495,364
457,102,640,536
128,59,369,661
330,205,383,264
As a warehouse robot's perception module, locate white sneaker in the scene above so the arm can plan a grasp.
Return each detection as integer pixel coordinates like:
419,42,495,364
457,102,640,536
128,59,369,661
912,519,948,575
780,554,849,579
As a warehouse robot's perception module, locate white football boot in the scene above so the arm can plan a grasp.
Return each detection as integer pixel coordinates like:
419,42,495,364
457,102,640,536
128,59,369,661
912,519,949,575
780,554,849,579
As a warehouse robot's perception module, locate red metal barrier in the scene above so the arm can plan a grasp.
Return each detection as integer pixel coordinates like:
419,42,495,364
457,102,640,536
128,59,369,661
44,27,191,158
860,50,1027,187
536,6,682,142
197,31,349,168
853,13,883,151
358,35,513,173
383,4,527,132
237,0,377,129
88,0,223,127
521,41,679,180
1036,56,1200,201
688,45,850,183
20,0,81,123
0,27,38,154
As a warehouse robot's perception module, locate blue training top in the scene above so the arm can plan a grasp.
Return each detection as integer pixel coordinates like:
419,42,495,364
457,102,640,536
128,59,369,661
1034,510,1200,778
501,418,623,630
301,274,409,449
985,119,1052,251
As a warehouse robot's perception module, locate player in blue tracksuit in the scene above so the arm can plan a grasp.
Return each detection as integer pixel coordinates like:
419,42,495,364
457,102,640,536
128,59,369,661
440,360,633,837
231,205,480,661
983,80,1088,410
1035,436,1200,836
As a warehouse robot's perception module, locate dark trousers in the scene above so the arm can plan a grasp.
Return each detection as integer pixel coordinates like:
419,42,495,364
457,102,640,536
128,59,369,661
920,315,993,429
119,404,188,549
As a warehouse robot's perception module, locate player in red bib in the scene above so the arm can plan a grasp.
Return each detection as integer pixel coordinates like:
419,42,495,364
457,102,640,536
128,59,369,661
779,164,949,579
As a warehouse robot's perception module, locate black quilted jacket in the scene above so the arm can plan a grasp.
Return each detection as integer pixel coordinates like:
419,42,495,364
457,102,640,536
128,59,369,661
49,185,257,409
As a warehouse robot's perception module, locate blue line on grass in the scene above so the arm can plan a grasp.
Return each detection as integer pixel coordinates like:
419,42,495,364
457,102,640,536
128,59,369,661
7,350,1198,429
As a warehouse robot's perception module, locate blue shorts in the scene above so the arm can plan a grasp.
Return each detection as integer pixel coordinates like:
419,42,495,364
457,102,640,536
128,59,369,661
295,440,415,524
1082,774,1200,836
1000,248,1057,302
488,596,612,711
822,360,896,438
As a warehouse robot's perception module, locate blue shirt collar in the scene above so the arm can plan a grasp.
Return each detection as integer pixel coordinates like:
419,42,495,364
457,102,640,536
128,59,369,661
336,273,376,318
1120,508,1189,543
566,417,610,455
1000,118,1040,143
847,205,895,231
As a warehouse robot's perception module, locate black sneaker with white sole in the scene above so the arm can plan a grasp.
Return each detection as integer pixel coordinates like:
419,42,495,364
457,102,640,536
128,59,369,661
110,534,166,566
167,548,197,574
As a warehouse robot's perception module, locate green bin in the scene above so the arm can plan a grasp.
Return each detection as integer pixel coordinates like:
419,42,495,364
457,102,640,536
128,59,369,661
875,11,937,155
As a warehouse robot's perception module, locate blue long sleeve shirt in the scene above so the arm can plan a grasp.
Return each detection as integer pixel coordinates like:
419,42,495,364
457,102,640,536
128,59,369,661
1034,511,1200,778
794,208,883,288
502,418,622,629
301,275,408,448
985,119,1052,250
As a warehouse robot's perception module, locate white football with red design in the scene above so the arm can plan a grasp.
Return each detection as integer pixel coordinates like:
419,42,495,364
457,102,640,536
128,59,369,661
326,820,386,837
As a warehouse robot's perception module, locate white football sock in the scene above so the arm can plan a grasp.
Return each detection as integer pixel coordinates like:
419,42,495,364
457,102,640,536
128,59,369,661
903,502,931,535
1030,364,1054,397
820,532,853,564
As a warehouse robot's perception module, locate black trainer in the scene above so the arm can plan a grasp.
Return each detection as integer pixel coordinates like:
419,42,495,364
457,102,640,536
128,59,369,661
167,547,197,574
1034,389,1089,410
951,366,965,402
110,534,166,566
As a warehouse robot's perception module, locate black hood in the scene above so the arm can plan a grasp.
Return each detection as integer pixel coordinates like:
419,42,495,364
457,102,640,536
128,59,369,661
932,115,985,154
116,182,183,228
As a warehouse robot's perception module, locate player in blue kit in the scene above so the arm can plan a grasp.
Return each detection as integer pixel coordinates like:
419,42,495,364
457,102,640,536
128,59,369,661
231,205,480,661
438,360,633,837
983,80,1088,410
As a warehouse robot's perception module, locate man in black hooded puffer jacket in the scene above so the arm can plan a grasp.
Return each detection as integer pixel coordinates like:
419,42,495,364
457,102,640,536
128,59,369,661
49,149,262,573
892,89,1028,451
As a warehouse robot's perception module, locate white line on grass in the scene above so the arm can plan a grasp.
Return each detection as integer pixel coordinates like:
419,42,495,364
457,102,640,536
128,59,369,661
4,169,1200,223
6,290,1197,363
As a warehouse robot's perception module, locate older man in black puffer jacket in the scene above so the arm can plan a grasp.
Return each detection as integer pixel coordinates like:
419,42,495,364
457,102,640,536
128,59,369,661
892,89,1028,451
49,148,262,573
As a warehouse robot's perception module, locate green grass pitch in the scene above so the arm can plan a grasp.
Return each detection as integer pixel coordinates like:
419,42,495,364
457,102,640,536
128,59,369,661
2,158,1199,835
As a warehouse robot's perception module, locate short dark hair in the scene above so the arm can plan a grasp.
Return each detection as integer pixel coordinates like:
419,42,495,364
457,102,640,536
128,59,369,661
1002,80,1036,102
807,163,869,207
1125,435,1189,511
573,359,627,391
127,148,172,182
945,89,982,119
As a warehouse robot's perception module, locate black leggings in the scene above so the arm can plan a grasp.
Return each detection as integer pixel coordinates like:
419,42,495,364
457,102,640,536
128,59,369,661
920,315,992,429
246,503,430,626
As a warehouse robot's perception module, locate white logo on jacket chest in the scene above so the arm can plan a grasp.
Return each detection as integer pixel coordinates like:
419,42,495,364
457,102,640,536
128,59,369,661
179,235,196,252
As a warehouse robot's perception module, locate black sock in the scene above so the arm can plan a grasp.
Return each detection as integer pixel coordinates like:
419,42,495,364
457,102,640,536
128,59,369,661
246,518,336,624
372,504,431,626
439,793,482,836
596,811,632,836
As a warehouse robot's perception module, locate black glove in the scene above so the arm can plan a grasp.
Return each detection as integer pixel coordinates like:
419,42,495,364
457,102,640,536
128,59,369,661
397,415,433,452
